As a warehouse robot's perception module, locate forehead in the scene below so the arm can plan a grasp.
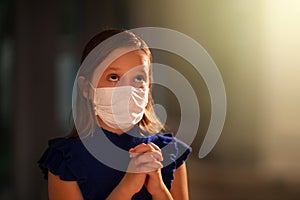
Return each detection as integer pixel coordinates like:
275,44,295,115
109,49,149,69
92,47,150,83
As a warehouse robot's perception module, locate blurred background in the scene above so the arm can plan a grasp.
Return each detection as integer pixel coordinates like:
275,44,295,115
1,0,300,199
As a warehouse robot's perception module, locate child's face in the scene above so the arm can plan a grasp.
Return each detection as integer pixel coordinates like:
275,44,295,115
94,49,150,89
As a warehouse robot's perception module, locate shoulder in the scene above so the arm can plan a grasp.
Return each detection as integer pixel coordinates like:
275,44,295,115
45,137,86,162
38,137,87,181
48,136,82,148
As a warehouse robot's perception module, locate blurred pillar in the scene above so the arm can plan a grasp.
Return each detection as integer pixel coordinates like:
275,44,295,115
14,0,59,199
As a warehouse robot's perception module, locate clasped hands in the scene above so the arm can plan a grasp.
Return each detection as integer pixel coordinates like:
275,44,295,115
128,142,163,173
124,142,166,196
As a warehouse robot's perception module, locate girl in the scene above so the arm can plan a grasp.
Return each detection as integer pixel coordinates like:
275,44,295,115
38,29,191,200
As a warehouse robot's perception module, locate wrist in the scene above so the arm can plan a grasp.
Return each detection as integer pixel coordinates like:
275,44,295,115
121,172,145,195
148,182,167,196
151,184,173,200
117,182,136,198
106,178,136,200
146,174,166,196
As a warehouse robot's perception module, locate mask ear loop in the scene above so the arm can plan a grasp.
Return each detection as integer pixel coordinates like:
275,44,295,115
88,81,96,91
88,81,98,116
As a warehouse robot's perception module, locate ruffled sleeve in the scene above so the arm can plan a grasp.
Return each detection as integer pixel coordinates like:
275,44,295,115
37,137,86,182
151,133,192,168
173,136,192,168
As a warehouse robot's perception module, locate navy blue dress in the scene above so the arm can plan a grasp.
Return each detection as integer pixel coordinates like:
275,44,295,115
38,125,191,200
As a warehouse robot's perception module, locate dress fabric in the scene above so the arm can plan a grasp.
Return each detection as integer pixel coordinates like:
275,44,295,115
38,126,192,200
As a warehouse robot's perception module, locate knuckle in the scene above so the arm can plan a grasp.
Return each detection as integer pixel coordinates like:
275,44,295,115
134,158,140,165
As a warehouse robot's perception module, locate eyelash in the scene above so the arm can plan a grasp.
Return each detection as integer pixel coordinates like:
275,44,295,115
108,74,119,81
107,74,145,83
134,75,144,83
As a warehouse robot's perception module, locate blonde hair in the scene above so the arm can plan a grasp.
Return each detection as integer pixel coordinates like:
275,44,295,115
68,29,164,138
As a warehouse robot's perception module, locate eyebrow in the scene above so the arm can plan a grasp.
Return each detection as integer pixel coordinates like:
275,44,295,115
105,67,120,71
105,66,148,72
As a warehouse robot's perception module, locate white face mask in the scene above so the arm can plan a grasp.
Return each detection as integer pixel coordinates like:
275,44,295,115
89,83,149,130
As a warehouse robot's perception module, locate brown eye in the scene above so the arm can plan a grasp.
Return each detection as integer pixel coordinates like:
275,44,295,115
108,74,119,82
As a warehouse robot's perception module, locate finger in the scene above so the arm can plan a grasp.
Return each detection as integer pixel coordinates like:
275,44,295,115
134,152,163,165
129,152,139,158
137,162,163,173
138,151,163,162
129,144,148,158
132,143,156,154
128,161,159,173
134,153,156,164
144,160,163,169
148,142,161,152
130,150,163,161
137,165,157,173
131,142,161,153
149,151,163,162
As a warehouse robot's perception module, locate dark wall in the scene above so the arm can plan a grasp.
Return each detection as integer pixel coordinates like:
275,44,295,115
1,0,130,199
